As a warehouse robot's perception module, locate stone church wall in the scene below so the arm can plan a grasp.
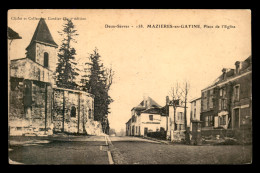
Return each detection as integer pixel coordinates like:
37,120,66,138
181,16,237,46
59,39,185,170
9,79,53,136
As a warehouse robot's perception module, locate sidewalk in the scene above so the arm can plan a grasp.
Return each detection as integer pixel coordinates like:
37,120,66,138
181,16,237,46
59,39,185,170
141,136,172,145
8,133,108,146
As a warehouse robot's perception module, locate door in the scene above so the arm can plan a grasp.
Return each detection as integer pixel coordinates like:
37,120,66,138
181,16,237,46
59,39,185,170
233,108,240,128
144,127,148,136
132,126,135,136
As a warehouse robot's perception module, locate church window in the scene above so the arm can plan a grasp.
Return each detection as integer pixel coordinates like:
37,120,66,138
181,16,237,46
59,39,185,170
44,52,49,68
71,106,76,118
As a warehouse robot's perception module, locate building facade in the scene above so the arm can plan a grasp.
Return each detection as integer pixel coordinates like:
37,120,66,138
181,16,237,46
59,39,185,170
9,18,101,136
200,56,252,130
125,96,167,136
163,98,186,142
189,97,201,131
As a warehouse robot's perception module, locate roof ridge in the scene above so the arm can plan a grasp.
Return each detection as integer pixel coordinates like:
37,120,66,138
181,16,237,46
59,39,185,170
26,18,58,50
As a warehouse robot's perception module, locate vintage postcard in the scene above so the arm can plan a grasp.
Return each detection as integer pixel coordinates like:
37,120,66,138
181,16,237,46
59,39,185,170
8,9,252,164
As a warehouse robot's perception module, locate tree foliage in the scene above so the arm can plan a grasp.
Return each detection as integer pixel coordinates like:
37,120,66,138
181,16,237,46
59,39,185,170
82,48,114,134
56,19,79,89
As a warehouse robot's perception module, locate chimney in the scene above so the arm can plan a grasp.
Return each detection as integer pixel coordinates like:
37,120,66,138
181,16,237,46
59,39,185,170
166,96,169,105
143,93,148,108
235,61,242,74
222,68,227,80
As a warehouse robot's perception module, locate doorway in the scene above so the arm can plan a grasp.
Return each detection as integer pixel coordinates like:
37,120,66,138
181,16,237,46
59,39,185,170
233,108,240,129
144,127,148,136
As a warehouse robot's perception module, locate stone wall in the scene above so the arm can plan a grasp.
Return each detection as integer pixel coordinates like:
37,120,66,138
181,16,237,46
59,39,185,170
201,129,235,138
9,79,53,136
201,128,252,144
85,120,102,136
52,88,101,135
9,76,101,136
9,77,25,136
11,58,55,84
172,130,186,142
35,43,57,73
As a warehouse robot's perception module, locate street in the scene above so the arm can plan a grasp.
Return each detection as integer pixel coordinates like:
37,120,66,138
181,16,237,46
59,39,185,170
8,135,110,165
109,136,252,164
8,135,252,165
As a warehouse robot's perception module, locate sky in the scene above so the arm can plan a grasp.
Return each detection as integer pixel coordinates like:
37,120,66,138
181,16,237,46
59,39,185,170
8,9,251,133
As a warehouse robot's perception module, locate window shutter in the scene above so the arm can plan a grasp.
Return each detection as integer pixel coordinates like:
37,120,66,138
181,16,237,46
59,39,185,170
214,116,218,127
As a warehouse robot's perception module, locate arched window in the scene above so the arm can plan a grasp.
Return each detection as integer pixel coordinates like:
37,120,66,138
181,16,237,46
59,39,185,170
71,106,76,118
44,52,49,68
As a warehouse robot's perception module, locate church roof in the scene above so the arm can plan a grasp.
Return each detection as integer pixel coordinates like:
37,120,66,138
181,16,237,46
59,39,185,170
26,18,58,50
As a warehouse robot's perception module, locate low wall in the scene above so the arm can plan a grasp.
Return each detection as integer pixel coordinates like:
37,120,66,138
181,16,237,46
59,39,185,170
201,127,252,143
172,130,186,142
85,120,103,136
147,131,166,140
201,129,235,138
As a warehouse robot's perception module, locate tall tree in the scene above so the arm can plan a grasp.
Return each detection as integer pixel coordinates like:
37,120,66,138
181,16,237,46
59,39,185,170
168,81,190,141
83,48,114,134
56,19,79,89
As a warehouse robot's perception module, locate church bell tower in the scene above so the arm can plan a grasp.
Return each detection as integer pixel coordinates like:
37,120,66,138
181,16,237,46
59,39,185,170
26,18,58,72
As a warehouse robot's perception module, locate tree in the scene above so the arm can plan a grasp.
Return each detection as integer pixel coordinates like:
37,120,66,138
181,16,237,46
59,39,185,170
168,81,190,142
56,19,79,90
169,82,183,132
82,48,114,134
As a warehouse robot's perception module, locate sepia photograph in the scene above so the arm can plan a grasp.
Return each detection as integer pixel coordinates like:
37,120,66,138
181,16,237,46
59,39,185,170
8,9,252,165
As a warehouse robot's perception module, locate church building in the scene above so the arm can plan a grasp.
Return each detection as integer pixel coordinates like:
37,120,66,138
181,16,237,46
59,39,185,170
9,18,101,136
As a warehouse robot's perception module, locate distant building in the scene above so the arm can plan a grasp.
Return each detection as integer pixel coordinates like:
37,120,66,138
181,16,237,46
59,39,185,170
200,56,252,130
125,95,167,136
9,18,101,136
161,97,186,142
8,27,22,66
8,27,22,40
189,97,201,131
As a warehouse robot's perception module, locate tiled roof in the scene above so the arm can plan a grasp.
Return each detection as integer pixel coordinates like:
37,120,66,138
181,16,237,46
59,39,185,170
8,27,22,39
26,18,58,50
240,56,252,72
141,107,162,114
137,96,162,108
189,97,201,103
131,96,162,112
132,106,146,111
160,106,167,116
202,56,252,91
